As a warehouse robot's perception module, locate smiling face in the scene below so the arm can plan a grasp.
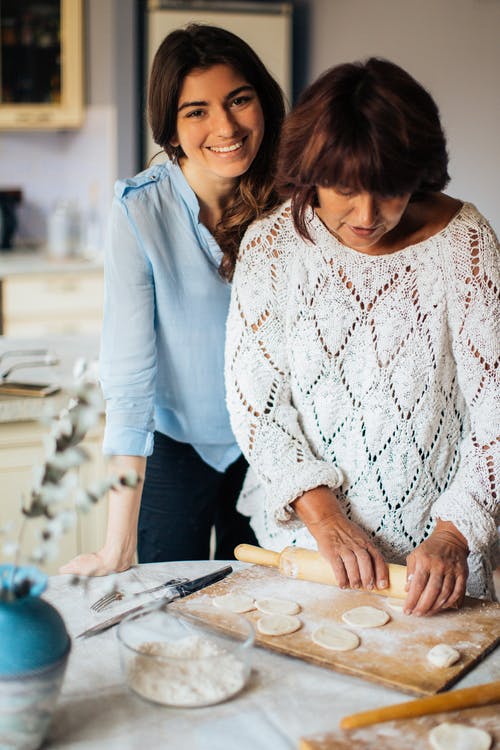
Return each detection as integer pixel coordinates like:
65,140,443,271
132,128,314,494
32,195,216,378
315,186,412,254
171,63,265,189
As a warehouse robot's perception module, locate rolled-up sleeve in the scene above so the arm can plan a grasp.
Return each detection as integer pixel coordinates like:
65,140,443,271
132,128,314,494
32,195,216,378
100,194,157,456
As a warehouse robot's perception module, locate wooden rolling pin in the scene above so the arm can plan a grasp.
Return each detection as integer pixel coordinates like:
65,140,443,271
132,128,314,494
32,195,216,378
234,544,407,599
340,680,500,729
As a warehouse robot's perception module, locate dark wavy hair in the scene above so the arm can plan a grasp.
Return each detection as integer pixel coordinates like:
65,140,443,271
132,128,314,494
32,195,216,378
148,24,285,279
277,58,450,241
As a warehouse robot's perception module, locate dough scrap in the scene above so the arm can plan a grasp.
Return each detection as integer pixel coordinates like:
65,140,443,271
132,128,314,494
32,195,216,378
427,643,460,668
384,597,405,612
212,593,255,613
256,614,302,636
311,624,360,651
254,597,301,615
429,722,492,750
341,606,390,629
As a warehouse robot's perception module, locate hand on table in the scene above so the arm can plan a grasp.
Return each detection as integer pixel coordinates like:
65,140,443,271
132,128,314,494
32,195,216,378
292,486,389,592
59,547,135,577
404,520,469,616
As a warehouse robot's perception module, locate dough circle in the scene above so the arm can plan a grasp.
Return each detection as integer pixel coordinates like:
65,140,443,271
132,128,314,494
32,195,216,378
257,614,302,636
341,606,390,629
429,722,492,750
311,624,360,651
212,593,255,613
427,644,460,668
255,597,301,616
384,597,405,613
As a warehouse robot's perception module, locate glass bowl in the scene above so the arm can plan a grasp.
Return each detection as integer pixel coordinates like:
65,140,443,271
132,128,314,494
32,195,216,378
117,606,254,708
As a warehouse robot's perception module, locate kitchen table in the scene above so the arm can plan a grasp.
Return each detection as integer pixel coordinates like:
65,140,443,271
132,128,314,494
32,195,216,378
43,561,500,750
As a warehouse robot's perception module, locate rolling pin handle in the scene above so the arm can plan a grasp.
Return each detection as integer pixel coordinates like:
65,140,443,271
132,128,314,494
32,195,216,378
340,680,500,729
234,544,280,568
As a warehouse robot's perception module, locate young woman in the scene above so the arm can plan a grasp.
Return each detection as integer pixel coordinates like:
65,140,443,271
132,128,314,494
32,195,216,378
226,58,499,615
61,24,285,575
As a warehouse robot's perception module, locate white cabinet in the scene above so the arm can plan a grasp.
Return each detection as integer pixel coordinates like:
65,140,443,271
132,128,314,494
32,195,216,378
0,268,103,336
0,417,108,575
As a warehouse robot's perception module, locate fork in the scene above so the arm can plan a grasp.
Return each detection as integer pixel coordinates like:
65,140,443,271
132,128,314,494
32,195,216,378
89,577,189,613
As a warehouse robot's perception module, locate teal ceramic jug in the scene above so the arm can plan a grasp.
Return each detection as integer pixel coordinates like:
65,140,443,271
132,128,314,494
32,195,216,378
0,564,71,750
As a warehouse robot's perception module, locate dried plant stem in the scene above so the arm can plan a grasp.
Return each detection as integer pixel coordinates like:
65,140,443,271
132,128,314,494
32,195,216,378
11,514,28,588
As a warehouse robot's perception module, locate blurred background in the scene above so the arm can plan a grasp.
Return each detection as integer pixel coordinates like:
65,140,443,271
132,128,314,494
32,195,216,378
0,0,499,257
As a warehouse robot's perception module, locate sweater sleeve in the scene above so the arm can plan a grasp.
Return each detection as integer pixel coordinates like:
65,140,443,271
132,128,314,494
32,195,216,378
433,211,500,556
225,206,343,528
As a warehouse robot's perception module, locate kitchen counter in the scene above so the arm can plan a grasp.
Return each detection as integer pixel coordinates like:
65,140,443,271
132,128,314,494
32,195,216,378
0,247,102,277
0,334,100,422
44,561,500,750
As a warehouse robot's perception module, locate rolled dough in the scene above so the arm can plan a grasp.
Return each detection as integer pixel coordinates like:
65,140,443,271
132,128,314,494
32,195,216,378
311,624,360,651
427,643,460,668
429,722,492,750
256,614,302,636
385,597,406,612
212,593,255,613
255,597,301,615
341,606,390,629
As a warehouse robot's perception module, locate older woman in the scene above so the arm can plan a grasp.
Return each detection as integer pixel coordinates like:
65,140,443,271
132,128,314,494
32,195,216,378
226,58,499,616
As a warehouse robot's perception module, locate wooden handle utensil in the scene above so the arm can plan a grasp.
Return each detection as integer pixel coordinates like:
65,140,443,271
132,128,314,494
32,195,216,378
234,544,407,599
340,681,500,729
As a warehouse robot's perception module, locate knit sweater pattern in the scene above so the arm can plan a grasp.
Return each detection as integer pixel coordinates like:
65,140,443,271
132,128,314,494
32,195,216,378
225,201,500,598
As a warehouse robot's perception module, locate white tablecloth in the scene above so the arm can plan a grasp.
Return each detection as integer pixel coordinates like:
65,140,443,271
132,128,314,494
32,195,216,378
44,561,500,750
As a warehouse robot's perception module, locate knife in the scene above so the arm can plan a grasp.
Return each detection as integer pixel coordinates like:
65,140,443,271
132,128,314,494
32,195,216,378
77,565,233,639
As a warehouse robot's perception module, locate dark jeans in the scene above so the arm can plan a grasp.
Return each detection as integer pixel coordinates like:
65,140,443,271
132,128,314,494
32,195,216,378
137,431,257,562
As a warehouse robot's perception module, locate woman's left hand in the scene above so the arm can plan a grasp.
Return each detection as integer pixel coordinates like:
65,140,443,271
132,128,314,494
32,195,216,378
404,519,469,616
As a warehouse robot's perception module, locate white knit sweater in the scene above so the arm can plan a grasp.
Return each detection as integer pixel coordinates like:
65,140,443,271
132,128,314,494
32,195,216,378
225,200,500,599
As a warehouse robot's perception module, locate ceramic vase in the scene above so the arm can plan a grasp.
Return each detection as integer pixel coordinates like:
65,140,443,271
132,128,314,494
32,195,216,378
0,564,71,750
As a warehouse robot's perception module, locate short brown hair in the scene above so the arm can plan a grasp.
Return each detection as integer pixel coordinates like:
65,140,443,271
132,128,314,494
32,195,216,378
148,24,285,278
277,58,450,241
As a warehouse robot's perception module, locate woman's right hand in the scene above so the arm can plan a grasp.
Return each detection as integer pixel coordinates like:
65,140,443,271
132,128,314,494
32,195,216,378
292,486,389,591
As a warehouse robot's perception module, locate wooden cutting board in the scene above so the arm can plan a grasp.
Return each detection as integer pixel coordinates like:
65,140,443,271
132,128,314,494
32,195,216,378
172,565,499,697
299,704,500,749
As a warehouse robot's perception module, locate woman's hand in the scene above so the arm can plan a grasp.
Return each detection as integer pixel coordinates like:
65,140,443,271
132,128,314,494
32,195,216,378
292,486,389,591
59,455,145,578
404,520,469,616
59,545,136,577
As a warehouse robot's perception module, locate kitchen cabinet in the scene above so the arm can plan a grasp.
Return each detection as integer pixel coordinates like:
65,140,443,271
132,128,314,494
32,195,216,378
0,417,108,575
0,0,83,130
0,268,103,336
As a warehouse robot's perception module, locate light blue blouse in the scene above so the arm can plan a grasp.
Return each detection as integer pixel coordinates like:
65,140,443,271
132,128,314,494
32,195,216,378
100,160,241,472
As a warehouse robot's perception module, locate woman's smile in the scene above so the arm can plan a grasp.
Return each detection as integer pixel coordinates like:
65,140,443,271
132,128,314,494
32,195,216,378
207,138,246,154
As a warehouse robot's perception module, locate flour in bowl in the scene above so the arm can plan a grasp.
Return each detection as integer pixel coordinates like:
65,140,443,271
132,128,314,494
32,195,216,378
127,635,247,707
